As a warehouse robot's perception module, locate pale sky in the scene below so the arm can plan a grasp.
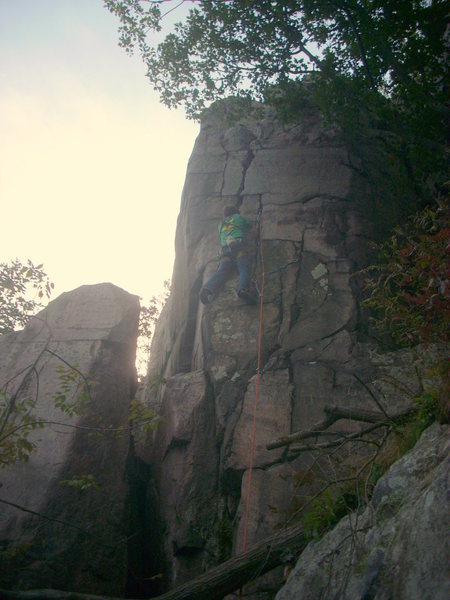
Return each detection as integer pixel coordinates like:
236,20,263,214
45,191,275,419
0,0,199,304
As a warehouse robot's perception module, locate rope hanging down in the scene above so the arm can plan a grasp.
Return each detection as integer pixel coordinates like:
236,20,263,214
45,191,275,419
241,204,265,554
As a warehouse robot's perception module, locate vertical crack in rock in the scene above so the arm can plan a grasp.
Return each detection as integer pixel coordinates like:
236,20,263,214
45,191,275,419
125,445,165,598
237,149,255,200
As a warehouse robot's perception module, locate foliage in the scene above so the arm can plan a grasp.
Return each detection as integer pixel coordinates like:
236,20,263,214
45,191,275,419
60,474,100,491
0,390,43,465
129,397,161,435
398,390,439,449
0,259,54,334
396,364,449,450
361,193,449,451
0,354,92,468
362,197,449,347
146,372,167,390
284,364,447,551
301,487,359,541
105,0,448,214
136,279,170,377
104,0,448,119
53,363,91,417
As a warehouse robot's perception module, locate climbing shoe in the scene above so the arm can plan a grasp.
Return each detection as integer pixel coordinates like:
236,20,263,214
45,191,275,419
238,288,257,305
200,288,214,305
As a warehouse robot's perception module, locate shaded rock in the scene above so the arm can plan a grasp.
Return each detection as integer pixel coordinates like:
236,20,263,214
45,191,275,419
0,284,139,595
150,370,218,587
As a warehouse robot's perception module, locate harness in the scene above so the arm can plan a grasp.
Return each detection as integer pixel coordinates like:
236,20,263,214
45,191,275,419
220,237,246,259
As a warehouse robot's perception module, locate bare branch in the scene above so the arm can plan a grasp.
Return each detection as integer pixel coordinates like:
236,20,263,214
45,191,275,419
351,373,390,418
0,498,93,535
267,405,416,450
0,498,127,551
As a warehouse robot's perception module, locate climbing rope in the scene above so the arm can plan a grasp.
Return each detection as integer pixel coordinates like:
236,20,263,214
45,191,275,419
241,203,265,554
251,204,263,296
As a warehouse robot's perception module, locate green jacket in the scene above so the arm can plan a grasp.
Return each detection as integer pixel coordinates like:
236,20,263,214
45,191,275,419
218,213,253,246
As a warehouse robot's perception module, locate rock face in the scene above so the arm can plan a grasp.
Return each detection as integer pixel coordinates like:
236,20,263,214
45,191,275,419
275,423,450,600
0,283,139,595
143,103,429,595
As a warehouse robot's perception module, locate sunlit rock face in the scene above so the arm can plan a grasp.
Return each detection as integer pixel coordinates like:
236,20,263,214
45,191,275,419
143,103,422,594
276,423,450,600
0,283,139,595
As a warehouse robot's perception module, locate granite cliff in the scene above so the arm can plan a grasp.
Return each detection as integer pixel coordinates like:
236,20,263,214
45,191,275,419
139,103,446,598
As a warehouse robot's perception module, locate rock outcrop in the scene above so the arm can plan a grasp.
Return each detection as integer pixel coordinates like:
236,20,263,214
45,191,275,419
0,283,139,595
275,423,450,600
142,103,429,596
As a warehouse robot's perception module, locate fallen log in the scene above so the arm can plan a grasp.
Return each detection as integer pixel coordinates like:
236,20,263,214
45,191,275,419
0,591,121,600
0,521,306,600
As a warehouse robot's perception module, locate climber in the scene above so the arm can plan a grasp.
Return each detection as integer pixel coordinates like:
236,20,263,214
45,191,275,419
200,205,257,305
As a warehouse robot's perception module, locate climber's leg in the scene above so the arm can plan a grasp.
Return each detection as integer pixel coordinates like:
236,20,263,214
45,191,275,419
236,253,250,293
236,253,256,304
200,256,234,304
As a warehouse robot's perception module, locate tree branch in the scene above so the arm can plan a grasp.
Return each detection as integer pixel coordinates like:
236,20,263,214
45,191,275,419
332,0,377,90
0,498,93,535
267,405,416,450
0,498,126,551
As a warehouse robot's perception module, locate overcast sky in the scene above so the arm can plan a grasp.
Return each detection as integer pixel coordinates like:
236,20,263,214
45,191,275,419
0,0,199,303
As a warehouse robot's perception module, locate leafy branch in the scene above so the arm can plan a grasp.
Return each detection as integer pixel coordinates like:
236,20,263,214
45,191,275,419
0,259,54,334
136,279,170,378
361,196,449,348
0,346,93,468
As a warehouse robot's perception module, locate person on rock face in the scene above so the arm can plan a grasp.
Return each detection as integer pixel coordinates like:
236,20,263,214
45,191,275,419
200,205,257,305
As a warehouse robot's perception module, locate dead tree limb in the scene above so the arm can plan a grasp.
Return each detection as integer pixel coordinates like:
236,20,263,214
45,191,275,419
323,405,415,424
0,521,307,600
286,421,390,456
267,405,416,450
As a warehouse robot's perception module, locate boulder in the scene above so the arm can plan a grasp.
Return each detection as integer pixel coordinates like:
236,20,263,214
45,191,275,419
0,283,139,595
275,423,450,600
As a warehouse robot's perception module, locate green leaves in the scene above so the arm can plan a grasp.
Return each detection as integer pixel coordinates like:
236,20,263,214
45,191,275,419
0,259,54,335
53,362,91,418
0,390,42,467
301,487,359,542
129,397,160,434
0,352,93,468
105,1,448,206
60,474,100,491
137,279,170,378
105,0,448,124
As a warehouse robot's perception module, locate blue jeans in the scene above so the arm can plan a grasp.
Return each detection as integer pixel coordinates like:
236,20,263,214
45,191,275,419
203,252,251,297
